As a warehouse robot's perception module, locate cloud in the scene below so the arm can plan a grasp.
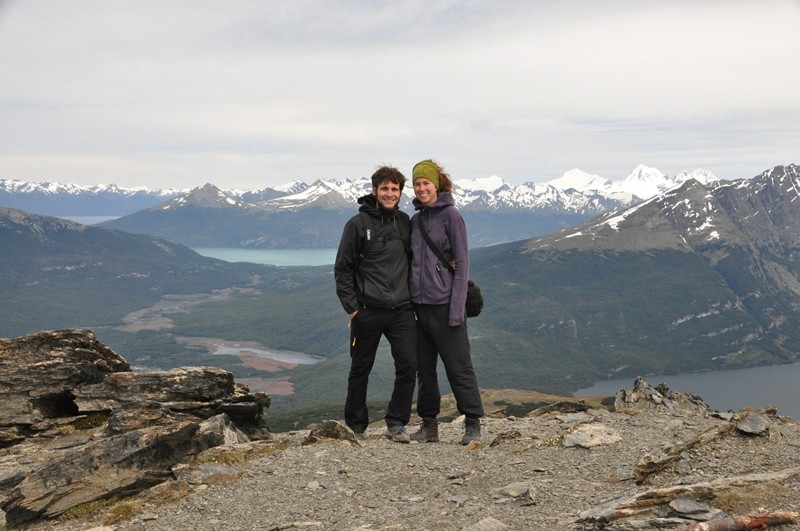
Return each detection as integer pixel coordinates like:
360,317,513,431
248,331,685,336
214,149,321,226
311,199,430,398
0,0,798,189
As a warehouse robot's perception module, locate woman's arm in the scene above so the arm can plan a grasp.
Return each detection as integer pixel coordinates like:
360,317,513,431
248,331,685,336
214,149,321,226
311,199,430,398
447,209,470,326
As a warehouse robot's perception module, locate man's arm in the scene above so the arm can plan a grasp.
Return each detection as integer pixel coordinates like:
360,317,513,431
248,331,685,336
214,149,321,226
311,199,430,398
334,218,361,314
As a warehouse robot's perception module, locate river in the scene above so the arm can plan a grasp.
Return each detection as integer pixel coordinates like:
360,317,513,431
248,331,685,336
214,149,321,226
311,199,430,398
211,343,324,365
575,362,800,418
193,247,337,266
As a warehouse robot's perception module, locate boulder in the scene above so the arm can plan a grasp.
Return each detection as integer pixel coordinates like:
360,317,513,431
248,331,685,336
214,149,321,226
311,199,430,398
614,377,709,414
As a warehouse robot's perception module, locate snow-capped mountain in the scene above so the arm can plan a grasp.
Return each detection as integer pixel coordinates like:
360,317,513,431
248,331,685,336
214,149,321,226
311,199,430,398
0,164,720,217
0,179,180,216
536,165,719,208
527,164,797,253
1,165,729,247
96,165,731,249
262,178,375,210
249,165,720,216
159,183,251,211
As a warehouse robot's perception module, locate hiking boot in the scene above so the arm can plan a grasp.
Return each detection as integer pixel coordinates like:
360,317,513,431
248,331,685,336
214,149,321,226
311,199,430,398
385,424,411,443
410,417,439,442
460,417,481,445
349,426,367,440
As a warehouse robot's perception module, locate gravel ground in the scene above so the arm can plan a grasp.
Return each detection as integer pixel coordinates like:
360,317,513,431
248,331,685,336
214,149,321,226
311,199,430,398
23,405,800,531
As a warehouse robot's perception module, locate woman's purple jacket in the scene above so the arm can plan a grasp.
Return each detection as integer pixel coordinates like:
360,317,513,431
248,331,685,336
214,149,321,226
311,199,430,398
409,191,469,326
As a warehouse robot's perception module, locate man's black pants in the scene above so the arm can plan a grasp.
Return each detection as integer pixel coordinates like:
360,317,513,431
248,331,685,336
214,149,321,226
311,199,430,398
345,306,417,432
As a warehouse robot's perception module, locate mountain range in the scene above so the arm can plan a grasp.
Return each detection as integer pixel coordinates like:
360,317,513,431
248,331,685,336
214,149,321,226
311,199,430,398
2,163,799,413
467,163,800,390
1,165,718,247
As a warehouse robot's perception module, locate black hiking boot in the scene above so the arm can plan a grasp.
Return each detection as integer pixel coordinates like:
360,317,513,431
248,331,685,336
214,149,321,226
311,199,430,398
460,417,481,445
410,417,439,442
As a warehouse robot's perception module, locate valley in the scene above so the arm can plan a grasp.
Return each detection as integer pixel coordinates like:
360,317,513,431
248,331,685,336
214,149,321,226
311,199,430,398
113,289,324,396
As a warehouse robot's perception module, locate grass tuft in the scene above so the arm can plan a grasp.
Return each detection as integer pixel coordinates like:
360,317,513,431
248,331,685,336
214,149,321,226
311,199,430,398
102,501,142,525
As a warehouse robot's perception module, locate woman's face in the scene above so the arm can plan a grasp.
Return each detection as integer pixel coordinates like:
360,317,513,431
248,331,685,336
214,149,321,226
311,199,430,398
413,178,438,206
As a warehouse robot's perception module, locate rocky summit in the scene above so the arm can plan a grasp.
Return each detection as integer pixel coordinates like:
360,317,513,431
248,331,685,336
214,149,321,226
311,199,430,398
3,330,800,530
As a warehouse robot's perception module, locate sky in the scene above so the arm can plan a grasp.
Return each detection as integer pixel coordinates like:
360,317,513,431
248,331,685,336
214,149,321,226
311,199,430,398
0,0,798,191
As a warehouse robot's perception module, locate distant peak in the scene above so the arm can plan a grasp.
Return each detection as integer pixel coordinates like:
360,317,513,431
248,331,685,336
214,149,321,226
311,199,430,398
163,183,244,210
454,175,505,192
624,165,666,182
546,169,608,191
274,180,307,193
676,169,719,186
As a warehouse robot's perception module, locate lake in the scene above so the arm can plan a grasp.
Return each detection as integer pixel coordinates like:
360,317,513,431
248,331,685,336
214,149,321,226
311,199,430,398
58,216,338,267
61,215,120,225
575,362,800,418
193,247,337,266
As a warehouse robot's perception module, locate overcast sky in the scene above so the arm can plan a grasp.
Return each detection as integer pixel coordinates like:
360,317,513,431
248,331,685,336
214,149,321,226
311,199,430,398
1,1,798,190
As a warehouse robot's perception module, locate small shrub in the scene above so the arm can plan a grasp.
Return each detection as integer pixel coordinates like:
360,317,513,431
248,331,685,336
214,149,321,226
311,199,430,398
194,441,290,466
102,501,142,525
58,496,119,521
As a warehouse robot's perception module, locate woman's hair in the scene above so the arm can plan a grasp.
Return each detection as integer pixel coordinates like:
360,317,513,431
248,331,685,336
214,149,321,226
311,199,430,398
429,159,453,192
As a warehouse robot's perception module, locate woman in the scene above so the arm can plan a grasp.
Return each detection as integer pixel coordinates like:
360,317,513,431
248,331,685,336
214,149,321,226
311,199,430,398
408,159,484,445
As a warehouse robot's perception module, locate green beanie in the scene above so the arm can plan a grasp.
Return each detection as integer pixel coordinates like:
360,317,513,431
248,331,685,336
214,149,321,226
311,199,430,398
412,160,440,189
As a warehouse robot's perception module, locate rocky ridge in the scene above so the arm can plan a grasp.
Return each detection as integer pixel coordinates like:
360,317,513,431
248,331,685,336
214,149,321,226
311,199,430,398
0,329,270,527
3,330,800,530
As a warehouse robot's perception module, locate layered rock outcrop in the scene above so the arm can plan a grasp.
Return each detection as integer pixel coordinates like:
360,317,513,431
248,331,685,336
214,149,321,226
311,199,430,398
0,329,270,526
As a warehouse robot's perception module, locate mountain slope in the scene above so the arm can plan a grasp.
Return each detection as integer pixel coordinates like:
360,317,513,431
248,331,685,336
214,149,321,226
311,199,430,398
527,164,800,252
466,164,800,392
0,206,270,336
105,183,355,248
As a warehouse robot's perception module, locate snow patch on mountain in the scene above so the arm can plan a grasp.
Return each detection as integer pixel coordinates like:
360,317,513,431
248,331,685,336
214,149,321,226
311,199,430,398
267,178,370,210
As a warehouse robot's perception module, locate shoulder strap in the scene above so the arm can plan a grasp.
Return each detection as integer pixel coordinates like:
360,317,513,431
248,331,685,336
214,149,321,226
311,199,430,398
397,213,411,254
417,213,455,273
356,211,374,269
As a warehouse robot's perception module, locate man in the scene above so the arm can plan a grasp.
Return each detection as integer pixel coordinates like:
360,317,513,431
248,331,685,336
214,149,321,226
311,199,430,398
334,166,416,443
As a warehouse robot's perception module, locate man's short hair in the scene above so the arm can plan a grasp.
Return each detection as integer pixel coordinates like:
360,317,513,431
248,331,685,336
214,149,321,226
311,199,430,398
371,166,406,191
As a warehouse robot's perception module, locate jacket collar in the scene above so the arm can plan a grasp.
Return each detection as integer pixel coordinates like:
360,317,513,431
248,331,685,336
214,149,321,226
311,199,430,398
413,191,455,211
358,193,399,220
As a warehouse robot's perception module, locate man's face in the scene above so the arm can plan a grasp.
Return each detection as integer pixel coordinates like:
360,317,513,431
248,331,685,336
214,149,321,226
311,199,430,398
373,180,402,211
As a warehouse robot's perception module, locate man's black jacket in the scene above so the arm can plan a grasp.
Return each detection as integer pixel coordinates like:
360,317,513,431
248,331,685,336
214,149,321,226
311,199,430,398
334,194,411,314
